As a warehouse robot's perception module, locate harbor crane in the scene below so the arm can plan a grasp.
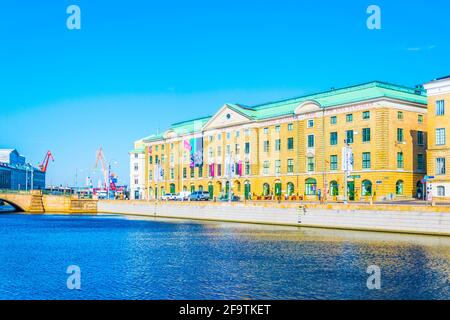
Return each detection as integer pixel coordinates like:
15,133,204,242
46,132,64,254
94,147,117,196
38,151,54,173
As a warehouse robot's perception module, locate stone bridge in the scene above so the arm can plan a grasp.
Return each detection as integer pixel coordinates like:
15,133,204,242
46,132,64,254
0,190,98,213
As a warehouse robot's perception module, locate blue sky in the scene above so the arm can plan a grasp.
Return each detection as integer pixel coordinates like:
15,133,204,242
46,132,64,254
0,0,449,186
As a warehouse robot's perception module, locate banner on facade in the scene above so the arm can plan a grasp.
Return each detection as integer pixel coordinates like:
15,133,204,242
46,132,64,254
189,138,203,168
341,146,354,172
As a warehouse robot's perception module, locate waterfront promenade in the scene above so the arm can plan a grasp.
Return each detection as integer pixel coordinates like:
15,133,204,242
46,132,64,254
98,200,450,236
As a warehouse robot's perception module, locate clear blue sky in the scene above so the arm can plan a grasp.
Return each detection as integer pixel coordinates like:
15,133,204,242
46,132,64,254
0,0,449,186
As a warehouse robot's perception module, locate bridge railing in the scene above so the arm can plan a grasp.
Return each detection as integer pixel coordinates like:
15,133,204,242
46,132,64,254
0,189,32,195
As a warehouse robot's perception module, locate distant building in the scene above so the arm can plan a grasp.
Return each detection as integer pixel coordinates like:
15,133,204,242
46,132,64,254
129,140,146,200
0,149,45,190
424,76,450,199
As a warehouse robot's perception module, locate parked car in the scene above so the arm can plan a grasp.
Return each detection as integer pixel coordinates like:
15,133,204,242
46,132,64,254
189,191,210,201
161,193,177,201
175,191,191,201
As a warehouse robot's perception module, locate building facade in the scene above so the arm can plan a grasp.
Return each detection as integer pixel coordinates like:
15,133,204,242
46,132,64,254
133,82,428,201
424,76,450,199
129,140,146,199
0,149,45,190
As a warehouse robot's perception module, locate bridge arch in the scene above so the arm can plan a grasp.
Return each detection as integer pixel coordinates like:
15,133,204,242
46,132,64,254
0,198,25,212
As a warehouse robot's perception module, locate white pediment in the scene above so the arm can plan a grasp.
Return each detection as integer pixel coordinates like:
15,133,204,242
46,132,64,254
203,104,252,130
295,100,322,115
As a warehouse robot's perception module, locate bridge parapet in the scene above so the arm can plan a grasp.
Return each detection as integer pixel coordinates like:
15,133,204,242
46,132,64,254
0,190,97,213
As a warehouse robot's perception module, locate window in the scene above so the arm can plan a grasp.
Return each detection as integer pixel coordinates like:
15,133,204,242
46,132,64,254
397,111,404,120
287,182,295,196
346,130,354,144
308,119,314,128
287,137,294,150
235,131,240,138
418,114,423,123
161,155,165,164
436,157,446,175
330,116,337,125
417,154,425,171
245,142,250,154
226,132,230,140
263,161,270,175
397,128,404,142
198,166,203,178
155,146,159,152
362,128,371,142
362,111,370,120
244,129,250,136
217,146,222,157
149,156,153,164
263,127,269,134
305,178,317,195
226,145,231,155
436,100,445,116
218,134,222,141
263,140,270,152
134,164,139,171
417,131,424,145
183,168,187,179
275,160,281,174
329,181,339,196
170,143,174,149
134,178,139,185
155,155,159,164
275,139,281,151
208,135,213,142
307,157,315,172
330,155,338,170
288,123,293,131
436,128,446,146
190,167,194,178
437,186,446,196
396,180,404,195
208,147,214,159
287,159,294,173
307,135,314,148
161,145,165,151
330,132,338,145
235,144,240,154
134,153,138,158
217,164,222,176
275,125,281,133
245,162,250,175
346,114,353,122
397,152,404,169
362,152,371,169
170,168,174,180
170,153,174,164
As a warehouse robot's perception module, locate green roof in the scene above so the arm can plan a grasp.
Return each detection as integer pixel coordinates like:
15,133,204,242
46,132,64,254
139,81,427,142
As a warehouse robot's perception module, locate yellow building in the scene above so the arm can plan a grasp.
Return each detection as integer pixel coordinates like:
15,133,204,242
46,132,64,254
135,81,428,201
424,76,450,199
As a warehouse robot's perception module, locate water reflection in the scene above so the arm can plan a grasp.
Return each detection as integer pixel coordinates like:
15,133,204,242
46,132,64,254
0,213,448,300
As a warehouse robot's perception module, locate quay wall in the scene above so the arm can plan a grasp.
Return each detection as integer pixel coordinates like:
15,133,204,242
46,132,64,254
98,201,450,236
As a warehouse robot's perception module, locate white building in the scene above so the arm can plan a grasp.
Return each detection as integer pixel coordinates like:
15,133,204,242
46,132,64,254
129,144,146,200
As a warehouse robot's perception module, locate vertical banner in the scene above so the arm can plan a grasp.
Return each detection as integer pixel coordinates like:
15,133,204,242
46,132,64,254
190,137,204,168
341,146,354,172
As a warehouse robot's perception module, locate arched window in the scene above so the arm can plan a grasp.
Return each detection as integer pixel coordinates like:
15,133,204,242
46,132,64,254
396,180,404,195
305,178,317,195
437,186,445,196
263,183,270,196
287,182,295,196
362,180,372,196
198,185,203,192
329,181,339,196
170,183,176,194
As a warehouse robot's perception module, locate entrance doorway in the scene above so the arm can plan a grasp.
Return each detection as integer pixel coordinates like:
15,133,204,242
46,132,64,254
347,181,355,201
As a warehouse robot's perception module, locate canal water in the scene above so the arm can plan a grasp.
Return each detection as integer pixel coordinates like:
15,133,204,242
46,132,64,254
0,213,448,300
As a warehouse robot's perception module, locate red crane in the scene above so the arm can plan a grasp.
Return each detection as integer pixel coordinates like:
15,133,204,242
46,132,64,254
39,151,54,173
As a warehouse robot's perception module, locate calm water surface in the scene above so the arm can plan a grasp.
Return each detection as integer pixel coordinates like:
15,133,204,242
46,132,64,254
0,212,448,300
